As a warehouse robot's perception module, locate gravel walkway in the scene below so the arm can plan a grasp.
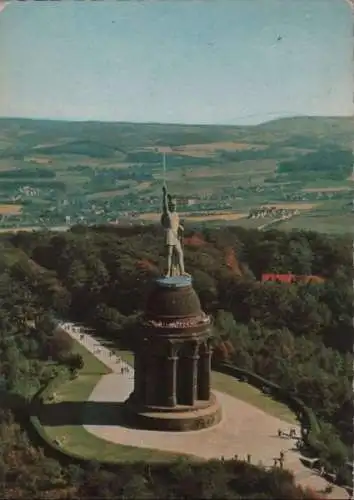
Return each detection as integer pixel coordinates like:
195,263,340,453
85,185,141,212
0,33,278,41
61,321,349,499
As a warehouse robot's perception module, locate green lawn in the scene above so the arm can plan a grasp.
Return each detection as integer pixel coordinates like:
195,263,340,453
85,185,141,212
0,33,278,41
41,373,189,463
71,341,112,375
211,372,297,424
45,424,188,463
38,335,297,462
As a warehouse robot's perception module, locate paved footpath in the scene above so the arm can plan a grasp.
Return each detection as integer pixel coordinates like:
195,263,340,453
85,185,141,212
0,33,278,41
60,321,349,499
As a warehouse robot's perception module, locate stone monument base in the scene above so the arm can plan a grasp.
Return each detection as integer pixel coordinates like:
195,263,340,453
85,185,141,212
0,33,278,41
124,392,222,432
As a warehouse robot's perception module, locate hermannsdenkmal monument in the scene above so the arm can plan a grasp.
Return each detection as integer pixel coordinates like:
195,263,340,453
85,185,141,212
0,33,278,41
124,186,221,431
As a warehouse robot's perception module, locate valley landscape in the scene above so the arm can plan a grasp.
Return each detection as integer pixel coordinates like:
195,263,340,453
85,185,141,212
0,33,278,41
0,116,352,235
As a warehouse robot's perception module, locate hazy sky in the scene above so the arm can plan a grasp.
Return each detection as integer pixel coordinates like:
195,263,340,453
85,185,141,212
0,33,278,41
0,0,352,125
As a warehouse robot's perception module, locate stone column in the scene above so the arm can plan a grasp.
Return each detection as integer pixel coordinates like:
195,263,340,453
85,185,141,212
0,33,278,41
176,354,188,405
136,339,149,405
198,341,212,401
145,355,157,406
165,342,178,407
134,354,147,405
186,343,199,406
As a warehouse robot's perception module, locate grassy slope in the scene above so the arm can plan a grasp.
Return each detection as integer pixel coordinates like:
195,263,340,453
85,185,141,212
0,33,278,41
211,372,296,424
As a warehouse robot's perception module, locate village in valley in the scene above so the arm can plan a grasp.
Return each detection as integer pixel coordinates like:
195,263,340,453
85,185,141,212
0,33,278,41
0,117,352,235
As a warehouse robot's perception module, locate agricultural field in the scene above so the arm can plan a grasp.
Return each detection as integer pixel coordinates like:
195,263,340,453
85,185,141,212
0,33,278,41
301,186,352,193
144,141,268,158
0,204,22,215
0,116,352,234
138,211,249,223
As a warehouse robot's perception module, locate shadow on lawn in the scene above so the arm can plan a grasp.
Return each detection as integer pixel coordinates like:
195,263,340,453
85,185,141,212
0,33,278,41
35,400,140,429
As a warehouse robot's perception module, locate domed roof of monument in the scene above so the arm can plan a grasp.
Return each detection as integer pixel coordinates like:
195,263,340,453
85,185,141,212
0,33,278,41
145,280,202,319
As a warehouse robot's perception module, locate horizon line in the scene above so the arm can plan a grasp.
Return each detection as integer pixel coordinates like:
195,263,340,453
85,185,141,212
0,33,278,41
0,113,352,128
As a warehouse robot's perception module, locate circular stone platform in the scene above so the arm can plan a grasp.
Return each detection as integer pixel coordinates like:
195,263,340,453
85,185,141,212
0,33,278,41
124,392,222,431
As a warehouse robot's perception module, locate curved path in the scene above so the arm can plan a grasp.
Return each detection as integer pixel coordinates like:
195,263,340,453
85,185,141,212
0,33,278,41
60,321,349,499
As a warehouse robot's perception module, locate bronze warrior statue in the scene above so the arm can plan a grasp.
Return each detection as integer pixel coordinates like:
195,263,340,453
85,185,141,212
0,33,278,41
161,185,189,278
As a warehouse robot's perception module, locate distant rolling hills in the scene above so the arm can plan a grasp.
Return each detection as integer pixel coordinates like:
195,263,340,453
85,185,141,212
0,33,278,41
0,116,352,160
